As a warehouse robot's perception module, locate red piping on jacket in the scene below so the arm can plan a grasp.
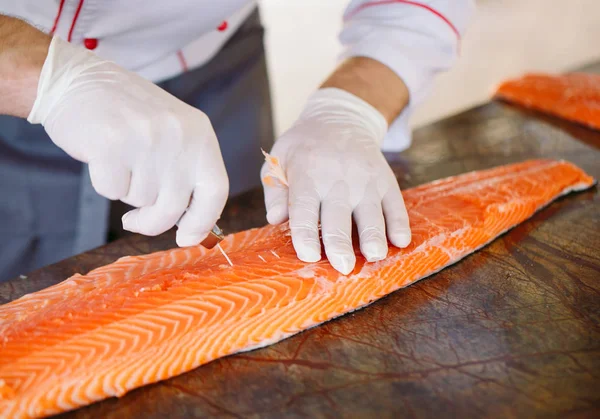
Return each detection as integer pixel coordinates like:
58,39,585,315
67,0,86,42
50,0,66,35
177,50,189,72
344,0,460,40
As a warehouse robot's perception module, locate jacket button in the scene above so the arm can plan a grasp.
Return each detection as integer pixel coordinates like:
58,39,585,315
217,21,228,32
84,38,98,50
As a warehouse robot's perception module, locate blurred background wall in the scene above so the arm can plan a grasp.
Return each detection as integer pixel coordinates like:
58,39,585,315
260,0,600,135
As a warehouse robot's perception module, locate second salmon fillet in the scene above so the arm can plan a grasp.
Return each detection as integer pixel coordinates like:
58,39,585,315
494,72,600,130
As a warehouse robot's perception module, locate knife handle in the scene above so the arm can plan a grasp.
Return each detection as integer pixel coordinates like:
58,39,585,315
200,224,225,249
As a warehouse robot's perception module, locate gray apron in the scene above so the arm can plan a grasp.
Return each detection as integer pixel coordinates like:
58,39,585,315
0,8,273,282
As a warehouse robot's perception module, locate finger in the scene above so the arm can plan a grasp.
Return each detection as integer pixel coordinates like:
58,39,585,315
121,164,159,208
321,183,355,275
288,178,321,263
88,160,130,200
382,184,411,248
261,163,289,225
354,195,388,262
176,182,229,247
122,178,191,237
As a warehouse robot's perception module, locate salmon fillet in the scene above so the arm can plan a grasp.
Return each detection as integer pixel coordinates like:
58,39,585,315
0,159,595,418
494,72,600,130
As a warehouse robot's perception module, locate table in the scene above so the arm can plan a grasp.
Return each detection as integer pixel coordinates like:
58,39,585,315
2,65,599,418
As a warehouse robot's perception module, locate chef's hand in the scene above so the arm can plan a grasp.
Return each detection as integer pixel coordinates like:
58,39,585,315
262,87,411,275
28,36,229,247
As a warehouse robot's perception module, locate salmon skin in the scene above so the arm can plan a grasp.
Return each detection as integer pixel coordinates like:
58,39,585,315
494,72,600,130
0,159,595,418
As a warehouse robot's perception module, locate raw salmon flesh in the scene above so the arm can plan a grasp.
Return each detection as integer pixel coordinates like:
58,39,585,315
0,159,595,418
494,72,600,130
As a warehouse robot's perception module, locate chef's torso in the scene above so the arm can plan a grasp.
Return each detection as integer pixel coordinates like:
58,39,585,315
2,0,257,82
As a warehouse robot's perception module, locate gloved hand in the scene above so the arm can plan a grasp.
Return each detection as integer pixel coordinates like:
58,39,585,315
261,88,411,275
28,37,229,247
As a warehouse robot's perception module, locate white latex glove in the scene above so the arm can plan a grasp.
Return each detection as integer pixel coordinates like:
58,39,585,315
261,88,411,275
28,37,229,246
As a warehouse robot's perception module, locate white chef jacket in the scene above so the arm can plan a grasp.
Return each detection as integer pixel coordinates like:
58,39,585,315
2,0,475,151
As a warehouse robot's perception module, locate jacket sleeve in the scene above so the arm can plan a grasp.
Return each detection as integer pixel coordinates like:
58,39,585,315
339,0,476,151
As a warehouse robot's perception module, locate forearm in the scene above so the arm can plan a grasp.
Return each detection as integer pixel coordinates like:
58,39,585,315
321,56,409,125
0,15,50,118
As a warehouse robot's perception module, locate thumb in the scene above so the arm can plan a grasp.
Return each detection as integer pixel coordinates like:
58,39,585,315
260,161,289,225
